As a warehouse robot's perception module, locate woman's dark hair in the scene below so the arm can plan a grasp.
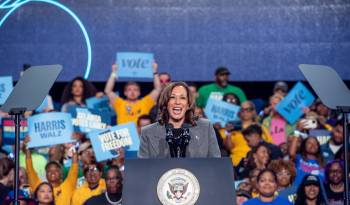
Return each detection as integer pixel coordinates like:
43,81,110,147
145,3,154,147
300,136,325,167
256,168,277,183
247,143,271,170
34,182,55,205
157,82,196,126
60,76,97,105
294,174,327,205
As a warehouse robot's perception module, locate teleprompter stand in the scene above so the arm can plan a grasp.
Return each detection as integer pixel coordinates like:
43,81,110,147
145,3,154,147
299,64,350,205
0,65,62,205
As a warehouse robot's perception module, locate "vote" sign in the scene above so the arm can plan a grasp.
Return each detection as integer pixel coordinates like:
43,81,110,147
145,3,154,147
276,82,315,124
89,122,139,162
27,112,74,148
117,52,154,79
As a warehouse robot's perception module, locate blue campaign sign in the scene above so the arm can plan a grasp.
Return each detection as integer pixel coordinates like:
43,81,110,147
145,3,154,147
309,129,332,146
86,96,110,110
1,118,28,145
117,52,154,79
27,112,74,148
71,107,108,133
88,122,139,162
276,82,315,124
204,98,240,127
0,76,13,105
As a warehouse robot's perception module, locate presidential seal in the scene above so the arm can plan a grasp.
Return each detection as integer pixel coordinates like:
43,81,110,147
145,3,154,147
157,168,200,205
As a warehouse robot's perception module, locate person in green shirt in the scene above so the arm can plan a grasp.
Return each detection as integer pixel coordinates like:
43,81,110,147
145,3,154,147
196,66,247,111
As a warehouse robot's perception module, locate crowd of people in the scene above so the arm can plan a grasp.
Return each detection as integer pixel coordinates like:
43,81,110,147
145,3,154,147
0,63,347,205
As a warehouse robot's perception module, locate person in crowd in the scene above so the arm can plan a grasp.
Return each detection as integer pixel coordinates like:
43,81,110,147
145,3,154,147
0,158,13,204
149,72,172,122
273,81,288,97
236,143,271,180
269,159,297,203
221,101,273,166
196,66,247,111
289,135,326,186
321,121,343,162
294,174,327,205
33,182,55,205
262,93,295,145
60,77,98,112
248,168,261,198
104,63,161,125
324,160,345,205
242,124,283,160
138,82,220,158
243,169,292,205
72,162,106,205
236,190,252,205
312,98,337,126
7,167,29,191
24,141,78,205
48,145,65,165
136,115,152,135
84,166,122,205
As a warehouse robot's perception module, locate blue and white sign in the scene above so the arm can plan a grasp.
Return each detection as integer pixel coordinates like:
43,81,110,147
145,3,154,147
88,122,139,162
117,52,154,79
71,107,108,133
27,112,74,148
204,98,240,127
0,76,13,105
86,96,110,110
276,82,315,124
309,129,332,145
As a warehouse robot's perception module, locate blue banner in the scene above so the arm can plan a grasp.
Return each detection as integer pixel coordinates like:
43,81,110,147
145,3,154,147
117,52,154,79
204,98,240,127
88,122,139,162
276,82,315,124
0,76,13,105
1,118,28,145
70,107,108,133
27,112,74,148
309,129,332,146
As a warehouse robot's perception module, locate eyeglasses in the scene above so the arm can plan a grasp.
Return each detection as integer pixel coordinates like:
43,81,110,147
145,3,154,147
241,107,254,112
86,167,99,173
329,169,343,174
160,79,170,84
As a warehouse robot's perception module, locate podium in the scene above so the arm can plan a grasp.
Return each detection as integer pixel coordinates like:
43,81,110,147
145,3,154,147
123,158,236,205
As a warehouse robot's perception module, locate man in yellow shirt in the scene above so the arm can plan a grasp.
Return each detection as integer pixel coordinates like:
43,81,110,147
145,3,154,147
25,146,78,205
71,162,106,205
104,63,161,125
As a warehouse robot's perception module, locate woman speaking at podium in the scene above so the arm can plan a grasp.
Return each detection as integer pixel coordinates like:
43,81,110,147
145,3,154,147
138,81,221,158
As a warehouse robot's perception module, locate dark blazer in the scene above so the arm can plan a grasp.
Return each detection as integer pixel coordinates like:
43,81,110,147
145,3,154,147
138,118,221,158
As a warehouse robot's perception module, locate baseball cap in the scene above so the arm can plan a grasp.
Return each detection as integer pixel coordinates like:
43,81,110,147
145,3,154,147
303,175,319,186
215,67,231,76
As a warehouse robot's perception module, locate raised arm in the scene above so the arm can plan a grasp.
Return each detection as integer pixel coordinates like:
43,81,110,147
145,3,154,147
24,137,41,193
104,64,118,105
149,61,162,101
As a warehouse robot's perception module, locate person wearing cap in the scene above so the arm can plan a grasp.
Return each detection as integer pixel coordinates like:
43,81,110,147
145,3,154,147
196,66,247,111
294,174,327,205
273,81,289,97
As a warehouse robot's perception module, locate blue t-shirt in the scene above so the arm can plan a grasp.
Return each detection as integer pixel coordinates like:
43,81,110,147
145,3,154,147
278,186,297,204
243,196,293,205
294,154,324,186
